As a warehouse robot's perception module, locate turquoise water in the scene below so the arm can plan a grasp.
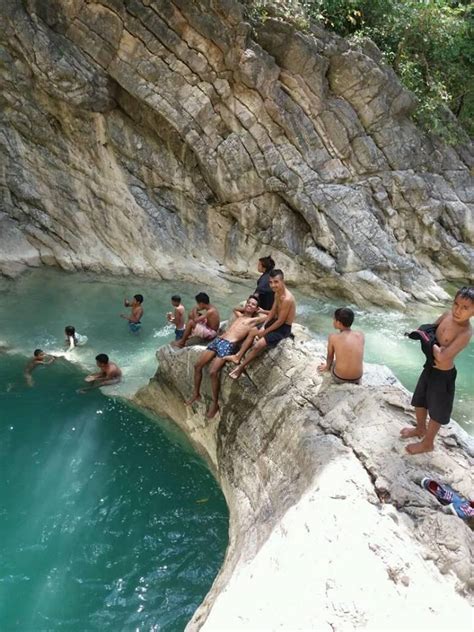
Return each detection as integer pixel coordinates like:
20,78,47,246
0,272,229,631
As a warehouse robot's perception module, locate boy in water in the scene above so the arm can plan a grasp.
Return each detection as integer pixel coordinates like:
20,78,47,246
173,292,220,348
24,349,55,386
401,286,474,455
167,295,186,341
186,296,267,418
317,307,365,384
120,294,144,333
226,270,296,379
82,354,122,390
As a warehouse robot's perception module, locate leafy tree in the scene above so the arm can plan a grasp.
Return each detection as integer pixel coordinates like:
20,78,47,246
246,1,474,141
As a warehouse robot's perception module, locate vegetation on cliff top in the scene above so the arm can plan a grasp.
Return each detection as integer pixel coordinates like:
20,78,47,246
244,0,474,143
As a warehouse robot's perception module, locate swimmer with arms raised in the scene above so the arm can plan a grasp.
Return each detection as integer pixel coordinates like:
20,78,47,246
121,294,144,334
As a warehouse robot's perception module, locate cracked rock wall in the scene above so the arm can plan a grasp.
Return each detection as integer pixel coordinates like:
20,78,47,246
1,0,473,306
134,339,473,631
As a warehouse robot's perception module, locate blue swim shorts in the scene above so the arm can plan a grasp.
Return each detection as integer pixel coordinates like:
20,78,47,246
207,337,239,358
175,328,185,341
129,321,142,334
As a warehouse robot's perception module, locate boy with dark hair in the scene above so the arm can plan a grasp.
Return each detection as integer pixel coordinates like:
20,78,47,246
226,270,296,379
173,292,220,348
318,307,365,384
121,294,144,333
401,286,474,454
24,349,55,387
167,295,185,341
255,255,276,311
186,295,267,418
83,354,122,390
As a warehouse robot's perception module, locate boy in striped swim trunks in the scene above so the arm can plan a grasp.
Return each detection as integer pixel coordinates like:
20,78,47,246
173,292,220,348
185,296,266,418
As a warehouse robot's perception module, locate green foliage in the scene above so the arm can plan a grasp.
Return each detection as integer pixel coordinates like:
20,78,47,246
246,1,474,141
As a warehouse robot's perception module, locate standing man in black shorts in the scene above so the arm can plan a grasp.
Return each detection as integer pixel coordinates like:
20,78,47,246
225,270,296,379
401,286,474,454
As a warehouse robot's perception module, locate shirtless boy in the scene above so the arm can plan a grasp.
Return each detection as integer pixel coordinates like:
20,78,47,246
317,307,365,384
82,354,122,390
401,286,474,455
121,294,144,333
24,349,55,387
226,269,296,379
186,296,266,418
173,293,220,348
167,295,186,341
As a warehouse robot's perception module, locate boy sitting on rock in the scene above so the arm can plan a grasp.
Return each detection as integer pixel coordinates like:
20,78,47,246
318,307,365,384
401,286,474,455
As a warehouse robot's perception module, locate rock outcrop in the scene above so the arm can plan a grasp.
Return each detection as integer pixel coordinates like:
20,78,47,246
1,0,473,306
135,338,473,630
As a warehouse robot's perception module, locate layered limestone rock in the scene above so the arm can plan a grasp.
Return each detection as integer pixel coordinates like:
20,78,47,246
134,339,473,630
1,0,473,306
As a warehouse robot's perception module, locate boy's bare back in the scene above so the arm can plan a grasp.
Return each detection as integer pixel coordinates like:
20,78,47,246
331,330,365,380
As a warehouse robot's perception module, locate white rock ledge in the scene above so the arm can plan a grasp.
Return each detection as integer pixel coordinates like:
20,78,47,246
134,337,473,631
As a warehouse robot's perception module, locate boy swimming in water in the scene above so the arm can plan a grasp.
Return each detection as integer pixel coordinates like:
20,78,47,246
173,293,220,348
167,295,185,341
24,349,55,387
64,325,88,351
226,270,296,379
401,286,474,454
186,296,267,418
317,307,365,384
121,294,144,333
82,354,122,391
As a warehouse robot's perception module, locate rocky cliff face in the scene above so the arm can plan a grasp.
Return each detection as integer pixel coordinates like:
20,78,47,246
134,338,473,630
1,0,473,306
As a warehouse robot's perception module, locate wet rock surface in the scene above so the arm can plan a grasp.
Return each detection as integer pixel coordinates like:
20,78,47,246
1,1,473,305
135,337,473,630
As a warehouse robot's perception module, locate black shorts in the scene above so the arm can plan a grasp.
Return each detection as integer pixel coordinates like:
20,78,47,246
411,365,457,425
264,319,292,349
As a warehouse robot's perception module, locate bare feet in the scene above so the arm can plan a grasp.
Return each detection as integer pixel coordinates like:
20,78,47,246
206,403,220,419
224,354,240,365
172,340,185,348
185,394,201,406
228,367,242,380
400,427,424,439
405,440,434,455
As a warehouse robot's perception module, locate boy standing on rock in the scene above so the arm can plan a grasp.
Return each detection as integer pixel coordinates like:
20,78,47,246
401,286,474,455
317,307,365,384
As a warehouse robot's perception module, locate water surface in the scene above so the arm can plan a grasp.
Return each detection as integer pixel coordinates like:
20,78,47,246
0,284,228,631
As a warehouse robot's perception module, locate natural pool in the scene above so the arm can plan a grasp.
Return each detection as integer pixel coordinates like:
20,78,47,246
0,271,230,631
0,268,472,630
